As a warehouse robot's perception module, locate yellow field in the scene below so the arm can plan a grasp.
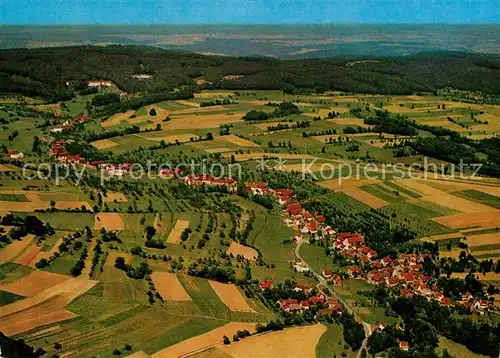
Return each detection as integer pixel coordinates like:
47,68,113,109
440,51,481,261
394,179,445,196
0,234,35,262
0,164,15,171
208,281,255,313
439,249,467,260
0,271,71,297
166,219,190,244
150,272,191,301
175,99,200,107
327,117,375,128
103,192,128,202
303,108,349,118
204,147,232,153
93,213,125,231
225,152,318,162
209,324,327,358
136,133,198,143
0,277,97,335
412,194,496,214
470,248,500,259
194,91,234,99
226,242,258,260
101,110,137,127
341,187,389,208
419,232,465,243
319,178,380,191
151,322,257,358
162,112,244,130
90,139,120,149
222,134,259,147
466,232,500,248
433,211,500,229
451,272,500,281
0,200,92,212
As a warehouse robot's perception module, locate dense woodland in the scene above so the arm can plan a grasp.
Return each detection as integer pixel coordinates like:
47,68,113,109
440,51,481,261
2,46,500,101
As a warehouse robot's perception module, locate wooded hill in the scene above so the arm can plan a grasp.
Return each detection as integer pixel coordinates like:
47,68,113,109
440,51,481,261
1,45,500,101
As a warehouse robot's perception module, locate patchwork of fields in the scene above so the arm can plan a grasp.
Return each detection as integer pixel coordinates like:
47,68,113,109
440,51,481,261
1,90,500,357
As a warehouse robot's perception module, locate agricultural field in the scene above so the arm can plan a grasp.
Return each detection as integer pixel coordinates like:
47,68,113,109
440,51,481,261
1,88,500,357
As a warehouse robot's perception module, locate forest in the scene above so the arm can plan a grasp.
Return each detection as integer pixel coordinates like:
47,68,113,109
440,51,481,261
2,46,500,101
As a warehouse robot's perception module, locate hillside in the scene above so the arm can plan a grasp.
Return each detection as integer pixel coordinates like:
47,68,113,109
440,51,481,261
2,46,500,101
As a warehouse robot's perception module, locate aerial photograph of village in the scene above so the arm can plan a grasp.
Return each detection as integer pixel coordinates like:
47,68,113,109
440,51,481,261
0,0,499,357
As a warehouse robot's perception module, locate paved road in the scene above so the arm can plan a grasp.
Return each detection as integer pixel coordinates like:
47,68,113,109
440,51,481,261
294,240,372,357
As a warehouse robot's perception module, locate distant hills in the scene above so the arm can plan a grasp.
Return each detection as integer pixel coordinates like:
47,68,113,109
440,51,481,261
1,24,500,59
1,45,500,101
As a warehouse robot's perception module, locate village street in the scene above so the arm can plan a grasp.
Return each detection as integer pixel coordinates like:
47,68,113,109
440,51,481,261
294,240,373,358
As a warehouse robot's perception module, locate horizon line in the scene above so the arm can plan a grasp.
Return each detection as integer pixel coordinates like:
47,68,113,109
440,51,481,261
2,22,500,26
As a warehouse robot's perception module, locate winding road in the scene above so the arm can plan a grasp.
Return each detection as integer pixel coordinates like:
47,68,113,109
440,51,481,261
294,240,372,358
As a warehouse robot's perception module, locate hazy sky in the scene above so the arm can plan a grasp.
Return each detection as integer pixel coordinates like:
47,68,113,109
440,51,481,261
2,0,499,24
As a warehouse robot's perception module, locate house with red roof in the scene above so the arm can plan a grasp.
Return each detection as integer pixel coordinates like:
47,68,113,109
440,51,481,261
275,189,294,204
6,150,24,159
247,182,268,196
260,279,273,290
368,271,387,285
400,288,414,297
287,202,303,216
331,275,343,287
322,225,336,236
322,269,333,279
315,214,326,223
342,233,364,248
347,266,362,277
380,256,393,266
399,341,409,351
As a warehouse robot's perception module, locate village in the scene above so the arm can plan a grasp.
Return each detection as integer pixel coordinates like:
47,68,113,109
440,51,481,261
27,122,499,321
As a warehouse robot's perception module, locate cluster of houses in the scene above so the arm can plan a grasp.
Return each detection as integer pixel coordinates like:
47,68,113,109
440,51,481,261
244,182,337,240
48,139,85,164
50,114,89,133
259,280,342,315
165,172,237,187
328,235,495,312
4,150,24,159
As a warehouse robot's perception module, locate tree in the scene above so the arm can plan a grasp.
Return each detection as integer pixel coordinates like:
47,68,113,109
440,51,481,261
149,108,157,116
206,132,214,140
223,335,231,345
156,123,162,130
54,343,62,350
32,135,40,152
